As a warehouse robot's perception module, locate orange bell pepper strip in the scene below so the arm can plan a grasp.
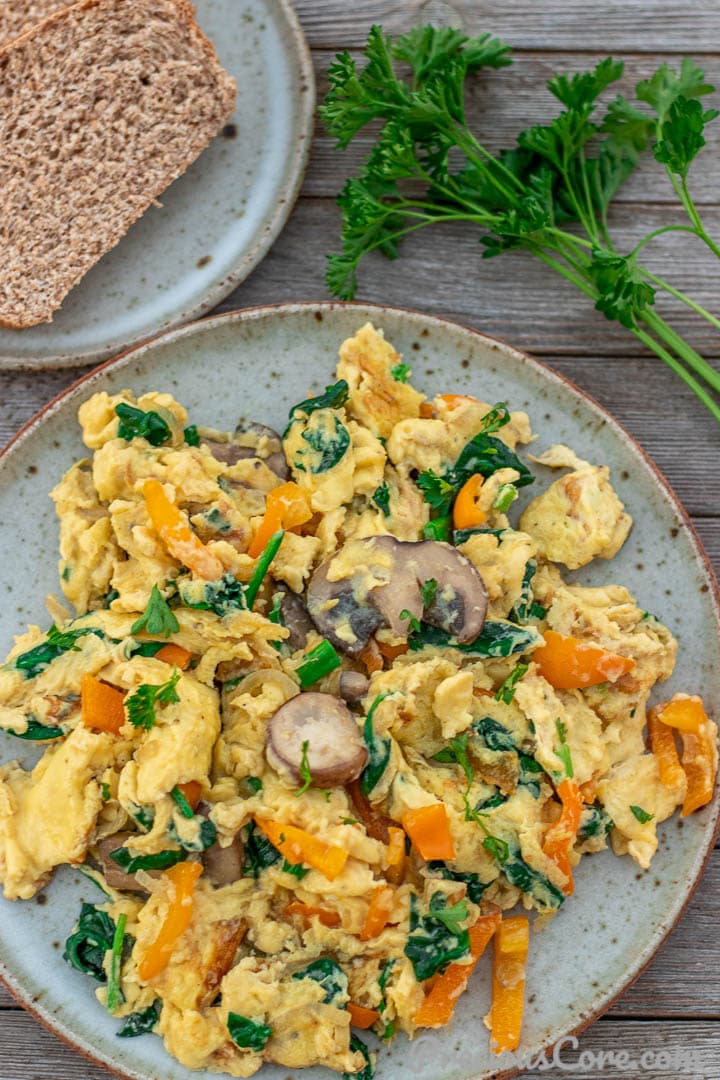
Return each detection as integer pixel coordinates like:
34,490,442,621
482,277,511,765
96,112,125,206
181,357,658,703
285,900,341,928
138,861,203,982
248,482,312,559
80,674,126,735
402,804,455,861
359,641,384,674
651,696,717,816
647,707,686,791
453,474,486,530
488,915,529,1054
360,885,395,941
534,629,636,689
254,817,348,880
348,1003,380,1030
542,779,583,896
154,643,192,670
377,640,409,664
415,913,501,1027
175,780,202,812
143,480,223,581
385,825,406,885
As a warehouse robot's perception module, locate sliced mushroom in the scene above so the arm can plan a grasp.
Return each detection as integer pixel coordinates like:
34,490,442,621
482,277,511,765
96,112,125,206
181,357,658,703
306,536,487,656
338,671,370,706
96,833,160,893
203,835,245,886
200,420,289,479
266,691,368,787
277,590,315,652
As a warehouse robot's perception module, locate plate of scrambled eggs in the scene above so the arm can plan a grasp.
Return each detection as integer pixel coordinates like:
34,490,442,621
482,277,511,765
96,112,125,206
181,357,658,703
0,303,717,1080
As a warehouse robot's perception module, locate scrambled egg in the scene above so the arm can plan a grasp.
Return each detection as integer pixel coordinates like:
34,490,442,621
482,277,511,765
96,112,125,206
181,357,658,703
0,322,714,1077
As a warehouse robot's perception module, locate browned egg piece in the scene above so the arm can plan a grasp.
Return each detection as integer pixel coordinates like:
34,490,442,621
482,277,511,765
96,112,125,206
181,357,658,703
266,691,368,787
307,535,488,654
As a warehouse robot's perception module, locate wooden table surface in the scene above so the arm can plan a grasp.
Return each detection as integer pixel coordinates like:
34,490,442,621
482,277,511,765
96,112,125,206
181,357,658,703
1,2,719,1078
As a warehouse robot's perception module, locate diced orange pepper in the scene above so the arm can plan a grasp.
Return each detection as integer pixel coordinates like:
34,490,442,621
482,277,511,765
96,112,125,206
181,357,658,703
248,482,312,559
154,643,192,670
143,480,223,581
377,640,409,664
138,861,203,982
385,826,406,885
285,900,341,928
647,708,686,791
534,630,635,690
80,674,126,735
542,779,583,896
360,885,395,941
489,916,529,1054
402,804,455,861
653,696,718,816
419,394,478,419
176,780,202,812
453,474,486,530
359,641,384,674
254,817,348,880
348,1003,381,1029
415,913,501,1027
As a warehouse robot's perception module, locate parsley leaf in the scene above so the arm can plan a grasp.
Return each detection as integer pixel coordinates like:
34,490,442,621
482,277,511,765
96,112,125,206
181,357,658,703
630,804,654,824
495,661,529,704
130,586,179,639
373,482,391,516
125,669,181,731
554,717,574,779
115,404,171,447
390,361,412,382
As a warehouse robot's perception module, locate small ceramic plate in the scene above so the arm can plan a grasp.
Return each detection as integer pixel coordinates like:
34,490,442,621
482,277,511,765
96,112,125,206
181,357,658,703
0,1,314,370
0,303,718,1080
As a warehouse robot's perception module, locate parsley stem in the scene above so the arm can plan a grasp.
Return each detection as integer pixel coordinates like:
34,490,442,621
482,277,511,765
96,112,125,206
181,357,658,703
680,176,720,260
533,248,597,300
631,327,720,423
641,310,720,393
639,270,720,330
245,530,285,609
630,224,703,257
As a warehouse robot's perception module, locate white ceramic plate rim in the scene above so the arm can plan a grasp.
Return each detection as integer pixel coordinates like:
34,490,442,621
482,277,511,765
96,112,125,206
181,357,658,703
0,1,315,371
0,301,718,1080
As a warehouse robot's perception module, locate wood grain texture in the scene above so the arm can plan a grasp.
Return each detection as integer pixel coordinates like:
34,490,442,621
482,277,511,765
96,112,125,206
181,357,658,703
0,1,719,1078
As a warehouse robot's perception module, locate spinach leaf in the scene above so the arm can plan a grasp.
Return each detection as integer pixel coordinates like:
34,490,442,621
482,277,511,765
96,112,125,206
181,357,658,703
180,573,246,617
64,904,115,982
284,380,350,435
578,802,613,840
373,482,391,516
291,957,348,1005
117,1002,161,1038
473,716,517,752
423,516,452,542
126,640,168,659
184,424,200,447
11,625,103,680
453,527,508,545
115,403,171,447
475,791,508,811
404,893,470,981
407,620,541,657
360,693,393,796
130,585,179,639
501,845,565,910
243,822,307,879
109,847,187,874
377,958,395,1038
130,805,155,831
511,560,546,622
345,1034,374,1079
518,753,544,798
227,1012,272,1052
168,818,217,853
454,432,534,488
11,716,65,741
294,412,350,474
426,861,491,904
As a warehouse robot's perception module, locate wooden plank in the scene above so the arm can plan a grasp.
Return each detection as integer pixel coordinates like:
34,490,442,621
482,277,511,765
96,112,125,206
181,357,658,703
220,199,720,359
306,51,720,205
295,0,720,51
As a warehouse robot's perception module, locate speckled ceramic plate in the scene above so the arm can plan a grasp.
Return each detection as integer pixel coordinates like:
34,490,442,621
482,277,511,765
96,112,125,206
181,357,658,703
0,1,314,371
0,302,718,1080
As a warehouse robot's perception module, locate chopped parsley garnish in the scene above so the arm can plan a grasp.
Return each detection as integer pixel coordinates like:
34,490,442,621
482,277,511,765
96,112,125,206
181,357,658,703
115,403,171,447
495,662,529,704
390,361,412,382
554,717,574,779
630,804,654,824
373,482,391,516
125,669,181,731
130,585,179,639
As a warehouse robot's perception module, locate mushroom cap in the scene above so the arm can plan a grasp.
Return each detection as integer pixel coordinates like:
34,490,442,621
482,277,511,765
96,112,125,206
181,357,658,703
200,420,289,479
266,691,368,787
306,535,488,654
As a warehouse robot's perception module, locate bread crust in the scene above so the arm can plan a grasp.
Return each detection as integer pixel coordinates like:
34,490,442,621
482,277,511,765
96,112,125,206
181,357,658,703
0,0,237,329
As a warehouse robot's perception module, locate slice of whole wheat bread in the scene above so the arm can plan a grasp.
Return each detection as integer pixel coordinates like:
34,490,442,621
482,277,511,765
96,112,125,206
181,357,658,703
0,1,67,45
0,0,237,329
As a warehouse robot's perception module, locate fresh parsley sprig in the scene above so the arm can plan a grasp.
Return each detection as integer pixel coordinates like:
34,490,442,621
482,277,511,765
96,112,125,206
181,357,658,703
131,585,179,639
322,27,720,423
126,668,181,731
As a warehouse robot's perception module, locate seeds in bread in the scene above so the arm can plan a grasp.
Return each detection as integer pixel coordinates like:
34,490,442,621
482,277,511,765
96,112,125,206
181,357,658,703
0,0,237,329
